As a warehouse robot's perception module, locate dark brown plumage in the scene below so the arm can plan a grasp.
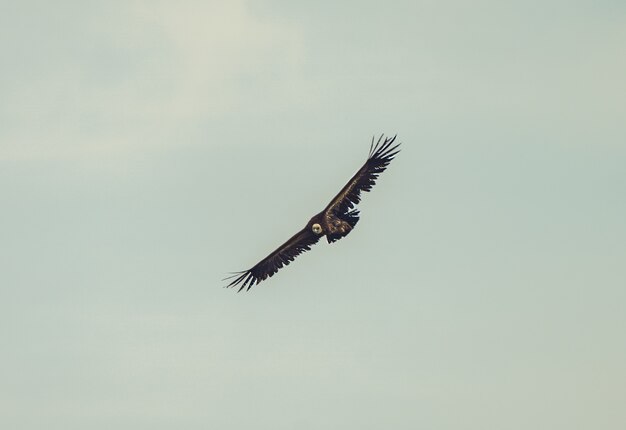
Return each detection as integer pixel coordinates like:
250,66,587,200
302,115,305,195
225,135,400,291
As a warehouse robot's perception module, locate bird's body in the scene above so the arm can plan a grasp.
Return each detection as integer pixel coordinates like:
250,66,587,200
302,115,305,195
225,135,400,291
323,208,359,243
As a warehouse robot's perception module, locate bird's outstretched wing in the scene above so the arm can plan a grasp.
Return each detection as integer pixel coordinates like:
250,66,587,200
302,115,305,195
225,226,321,292
324,134,400,216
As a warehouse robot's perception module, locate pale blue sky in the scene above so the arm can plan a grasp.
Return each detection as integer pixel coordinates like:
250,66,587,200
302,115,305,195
1,1,625,429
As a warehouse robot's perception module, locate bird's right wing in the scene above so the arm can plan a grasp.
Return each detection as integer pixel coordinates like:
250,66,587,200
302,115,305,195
225,226,321,291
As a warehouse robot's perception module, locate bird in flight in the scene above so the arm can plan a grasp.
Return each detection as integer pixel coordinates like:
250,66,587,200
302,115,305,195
225,134,400,291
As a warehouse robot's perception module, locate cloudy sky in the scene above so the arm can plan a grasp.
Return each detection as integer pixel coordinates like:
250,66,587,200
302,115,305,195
2,1,625,429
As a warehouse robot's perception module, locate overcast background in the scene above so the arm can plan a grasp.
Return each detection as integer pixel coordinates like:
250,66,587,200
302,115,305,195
2,1,625,429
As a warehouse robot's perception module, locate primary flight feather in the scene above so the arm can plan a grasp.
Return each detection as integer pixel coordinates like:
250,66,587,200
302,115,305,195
225,134,400,291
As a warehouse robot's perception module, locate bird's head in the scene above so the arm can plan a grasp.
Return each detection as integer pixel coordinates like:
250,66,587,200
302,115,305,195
311,223,323,235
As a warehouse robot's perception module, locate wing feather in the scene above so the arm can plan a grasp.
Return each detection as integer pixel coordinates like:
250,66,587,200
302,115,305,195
225,226,321,292
324,134,400,215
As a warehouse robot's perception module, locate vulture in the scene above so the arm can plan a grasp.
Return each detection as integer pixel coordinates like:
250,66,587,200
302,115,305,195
225,134,400,291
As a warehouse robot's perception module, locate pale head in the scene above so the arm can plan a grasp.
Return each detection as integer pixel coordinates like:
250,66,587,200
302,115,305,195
312,223,322,234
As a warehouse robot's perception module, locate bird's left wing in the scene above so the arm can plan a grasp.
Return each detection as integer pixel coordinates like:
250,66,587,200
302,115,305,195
324,135,400,216
225,226,321,291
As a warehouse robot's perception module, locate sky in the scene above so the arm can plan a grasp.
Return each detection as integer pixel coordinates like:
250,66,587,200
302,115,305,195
1,1,625,429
